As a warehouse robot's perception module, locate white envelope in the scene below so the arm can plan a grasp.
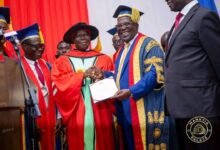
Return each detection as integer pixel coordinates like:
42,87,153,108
89,77,118,102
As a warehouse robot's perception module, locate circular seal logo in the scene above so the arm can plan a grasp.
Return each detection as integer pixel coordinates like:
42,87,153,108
186,116,212,143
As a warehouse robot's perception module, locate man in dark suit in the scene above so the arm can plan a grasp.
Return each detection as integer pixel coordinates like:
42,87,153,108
164,0,220,149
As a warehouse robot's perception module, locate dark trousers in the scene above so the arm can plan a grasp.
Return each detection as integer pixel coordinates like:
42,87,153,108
175,117,220,150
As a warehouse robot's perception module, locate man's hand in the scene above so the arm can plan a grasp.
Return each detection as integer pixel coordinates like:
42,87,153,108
84,68,92,78
111,89,131,101
84,66,104,82
91,66,104,81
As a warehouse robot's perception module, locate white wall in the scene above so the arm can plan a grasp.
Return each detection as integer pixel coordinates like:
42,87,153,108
87,0,220,55
215,0,220,14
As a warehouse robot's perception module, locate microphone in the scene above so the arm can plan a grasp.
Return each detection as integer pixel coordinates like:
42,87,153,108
4,31,20,53
4,31,20,46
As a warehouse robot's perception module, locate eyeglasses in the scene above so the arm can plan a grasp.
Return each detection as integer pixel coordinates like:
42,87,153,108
0,26,8,32
25,43,45,51
58,46,71,50
116,22,133,30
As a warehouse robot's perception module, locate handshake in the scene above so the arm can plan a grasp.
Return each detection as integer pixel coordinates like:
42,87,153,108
83,66,104,82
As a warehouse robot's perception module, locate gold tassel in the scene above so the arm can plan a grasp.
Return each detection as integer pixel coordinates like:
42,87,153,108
38,26,45,44
131,8,140,23
9,17,13,30
93,36,102,52
0,0,4,6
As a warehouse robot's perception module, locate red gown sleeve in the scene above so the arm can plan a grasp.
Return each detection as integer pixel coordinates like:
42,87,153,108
95,54,114,71
51,56,84,123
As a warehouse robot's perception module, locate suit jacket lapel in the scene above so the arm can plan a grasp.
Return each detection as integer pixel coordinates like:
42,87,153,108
166,4,200,61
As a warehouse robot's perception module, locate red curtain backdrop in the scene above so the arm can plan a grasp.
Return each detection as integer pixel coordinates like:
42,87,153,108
3,0,89,63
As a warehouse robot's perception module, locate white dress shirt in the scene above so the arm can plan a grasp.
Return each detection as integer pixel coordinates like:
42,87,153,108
179,0,198,24
24,57,49,108
169,0,198,43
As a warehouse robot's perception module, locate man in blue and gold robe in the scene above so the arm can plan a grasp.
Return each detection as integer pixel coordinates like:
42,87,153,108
112,5,170,150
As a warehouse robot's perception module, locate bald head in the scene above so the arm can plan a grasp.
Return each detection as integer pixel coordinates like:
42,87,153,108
161,31,170,51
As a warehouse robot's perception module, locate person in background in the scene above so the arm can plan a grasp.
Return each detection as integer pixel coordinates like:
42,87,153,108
111,5,170,150
55,40,71,58
0,7,17,59
107,27,123,51
161,30,180,150
55,41,71,150
164,0,220,149
160,31,169,52
17,23,56,150
51,22,116,150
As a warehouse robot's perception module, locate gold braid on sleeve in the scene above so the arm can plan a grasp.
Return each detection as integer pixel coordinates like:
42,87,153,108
144,56,164,90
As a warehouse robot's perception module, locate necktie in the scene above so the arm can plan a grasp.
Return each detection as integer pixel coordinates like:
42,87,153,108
116,43,130,88
34,61,45,85
174,13,183,29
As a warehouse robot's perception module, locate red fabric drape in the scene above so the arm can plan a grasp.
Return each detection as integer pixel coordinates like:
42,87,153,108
3,0,89,63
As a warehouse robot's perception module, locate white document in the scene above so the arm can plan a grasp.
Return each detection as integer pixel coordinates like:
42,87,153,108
89,77,118,103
